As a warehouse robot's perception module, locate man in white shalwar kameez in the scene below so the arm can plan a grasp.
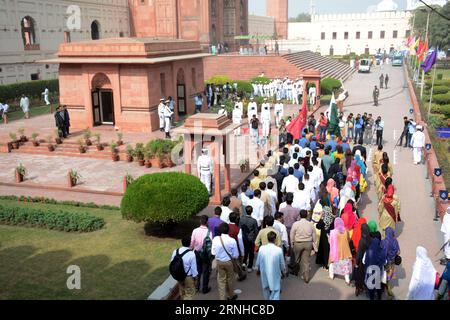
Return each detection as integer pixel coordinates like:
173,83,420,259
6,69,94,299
42,88,50,105
255,231,286,300
261,99,271,139
232,104,242,136
274,99,284,128
157,98,165,132
410,125,425,165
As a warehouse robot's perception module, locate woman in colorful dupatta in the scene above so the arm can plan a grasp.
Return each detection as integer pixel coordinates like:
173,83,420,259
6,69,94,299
378,182,401,239
382,227,400,298
326,178,339,211
375,163,390,199
341,202,358,235
352,217,368,253
338,181,355,211
353,222,371,296
328,217,353,284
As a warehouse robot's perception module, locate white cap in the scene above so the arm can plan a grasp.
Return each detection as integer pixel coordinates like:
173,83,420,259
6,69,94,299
220,104,225,108
416,125,423,130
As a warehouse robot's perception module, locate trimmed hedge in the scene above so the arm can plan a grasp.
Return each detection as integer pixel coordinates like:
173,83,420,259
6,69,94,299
0,195,119,210
205,75,232,86
320,78,342,95
0,79,59,102
431,104,450,117
236,80,253,94
0,204,105,232
432,86,450,95
121,172,209,224
425,79,450,89
250,76,271,84
433,93,450,105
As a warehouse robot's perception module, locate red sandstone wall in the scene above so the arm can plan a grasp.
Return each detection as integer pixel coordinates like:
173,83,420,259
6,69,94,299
203,55,302,81
266,0,288,39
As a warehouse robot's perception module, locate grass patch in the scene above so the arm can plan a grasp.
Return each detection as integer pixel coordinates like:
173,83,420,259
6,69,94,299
4,104,54,122
0,199,179,299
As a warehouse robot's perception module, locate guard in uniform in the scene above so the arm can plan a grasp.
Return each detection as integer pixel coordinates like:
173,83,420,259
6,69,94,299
163,99,174,139
247,97,258,126
261,98,271,138
197,148,213,195
274,99,284,128
158,98,166,132
232,104,242,136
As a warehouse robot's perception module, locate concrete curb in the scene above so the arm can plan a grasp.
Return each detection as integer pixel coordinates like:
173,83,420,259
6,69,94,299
147,275,179,300
404,65,449,221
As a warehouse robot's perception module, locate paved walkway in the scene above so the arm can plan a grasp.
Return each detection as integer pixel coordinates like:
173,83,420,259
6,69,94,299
195,64,444,300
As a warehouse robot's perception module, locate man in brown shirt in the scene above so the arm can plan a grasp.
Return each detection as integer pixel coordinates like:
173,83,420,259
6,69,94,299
229,188,243,215
279,193,300,236
259,182,272,217
289,210,317,283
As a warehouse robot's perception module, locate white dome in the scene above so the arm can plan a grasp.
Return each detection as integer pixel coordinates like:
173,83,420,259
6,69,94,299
376,0,398,11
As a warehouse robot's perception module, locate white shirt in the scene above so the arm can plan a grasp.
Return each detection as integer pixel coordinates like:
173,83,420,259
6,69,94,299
441,213,450,259
197,155,213,175
273,220,289,248
163,105,173,117
281,175,299,194
220,206,233,224
309,87,316,97
248,102,258,118
292,189,311,211
311,166,324,188
211,234,239,262
239,192,250,208
232,108,242,124
288,157,298,168
236,101,244,112
218,108,227,117
248,197,264,227
171,247,198,277
157,102,165,116
411,131,425,148
266,189,278,215
274,103,284,117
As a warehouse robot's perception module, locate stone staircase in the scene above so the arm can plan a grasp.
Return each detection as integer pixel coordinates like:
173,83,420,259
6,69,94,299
283,51,356,82
10,140,127,160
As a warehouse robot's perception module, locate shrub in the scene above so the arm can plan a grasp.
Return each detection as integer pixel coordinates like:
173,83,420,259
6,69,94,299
320,78,342,95
437,73,443,80
431,104,450,117
428,114,446,129
0,195,119,210
0,79,59,103
121,173,209,225
425,79,450,89
250,76,271,84
235,80,253,95
0,204,105,232
205,75,232,86
431,86,450,95
433,93,450,105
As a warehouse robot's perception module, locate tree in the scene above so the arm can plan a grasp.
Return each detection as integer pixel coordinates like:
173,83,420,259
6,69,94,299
410,3,450,51
288,13,311,23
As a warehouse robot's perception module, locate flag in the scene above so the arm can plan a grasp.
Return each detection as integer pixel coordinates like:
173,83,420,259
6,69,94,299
416,39,423,55
327,94,341,138
418,39,428,63
325,93,335,120
421,47,437,73
286,97,307,140
409,37,418,55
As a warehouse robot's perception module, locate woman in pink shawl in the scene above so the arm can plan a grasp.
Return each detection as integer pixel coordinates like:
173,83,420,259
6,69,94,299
341,202,358,232
326,178,339,209
328,217,353,284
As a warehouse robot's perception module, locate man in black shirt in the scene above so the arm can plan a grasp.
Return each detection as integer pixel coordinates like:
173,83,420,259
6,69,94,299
398,116,410,147
352,136,367,160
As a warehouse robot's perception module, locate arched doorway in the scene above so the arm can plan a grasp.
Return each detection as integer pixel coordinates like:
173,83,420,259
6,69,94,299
91,21,100,40
176,68,186,116
91,73,114,126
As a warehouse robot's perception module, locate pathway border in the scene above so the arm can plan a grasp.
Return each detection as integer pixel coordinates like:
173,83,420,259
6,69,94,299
404,64,449,221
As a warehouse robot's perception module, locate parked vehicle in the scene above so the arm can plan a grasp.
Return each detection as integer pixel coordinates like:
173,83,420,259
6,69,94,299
358,59,371,73
392,53,403,66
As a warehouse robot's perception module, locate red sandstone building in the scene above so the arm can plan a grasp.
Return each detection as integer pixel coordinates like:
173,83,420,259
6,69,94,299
42,38,208,132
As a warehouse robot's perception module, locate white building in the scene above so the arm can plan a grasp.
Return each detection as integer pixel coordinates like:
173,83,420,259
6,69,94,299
0,0,130,85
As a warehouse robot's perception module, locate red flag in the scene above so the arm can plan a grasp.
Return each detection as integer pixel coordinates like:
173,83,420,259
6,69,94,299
416,39,423,56
418,39,428,62
287,97,307,140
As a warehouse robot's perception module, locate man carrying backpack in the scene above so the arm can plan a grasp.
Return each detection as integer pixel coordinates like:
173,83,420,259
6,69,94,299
170,237,198,300
190,215,212,294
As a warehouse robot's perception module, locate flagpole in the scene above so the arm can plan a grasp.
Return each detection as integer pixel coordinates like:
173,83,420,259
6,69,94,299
410,12,416,66
427,61,437,121
420,10,431,99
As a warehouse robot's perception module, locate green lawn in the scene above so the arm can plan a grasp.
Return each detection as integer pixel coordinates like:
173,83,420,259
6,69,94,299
4,104,55,122
436,69,450,80
0,199,179,300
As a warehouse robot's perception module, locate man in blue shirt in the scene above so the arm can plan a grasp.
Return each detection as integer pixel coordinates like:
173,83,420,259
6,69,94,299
293,163,303,181
309,136,318,152
341,137,351,153
354,114,364,144
194,94,203,113
407,119,416,148
299,133,308,148
324,135,338,152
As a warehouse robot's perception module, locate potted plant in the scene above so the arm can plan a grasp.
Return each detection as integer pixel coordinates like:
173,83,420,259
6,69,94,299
31,133,40,147
125,144,134,162
54,129,63,144
94,133,103,151
16,163,26,183
110,141,119,161
134,143,145,166
47,136,55,152
117,132,124,146
144,147,153,168
9,133,19,149
18,128,27,142
78,138,86,153
84,128,92,146
68,169,81,187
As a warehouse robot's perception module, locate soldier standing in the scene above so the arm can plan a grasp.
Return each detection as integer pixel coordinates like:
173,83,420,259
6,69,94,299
197,148,213,195
379,74,384,89
373,86,380,106
158,98,165,132
163,99,174,139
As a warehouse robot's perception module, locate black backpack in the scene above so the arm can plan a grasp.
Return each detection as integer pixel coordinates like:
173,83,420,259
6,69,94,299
169,249,191,281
